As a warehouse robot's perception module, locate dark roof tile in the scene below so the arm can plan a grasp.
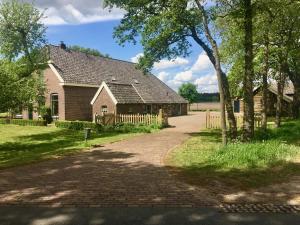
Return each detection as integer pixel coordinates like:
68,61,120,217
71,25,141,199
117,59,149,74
48,45,188,104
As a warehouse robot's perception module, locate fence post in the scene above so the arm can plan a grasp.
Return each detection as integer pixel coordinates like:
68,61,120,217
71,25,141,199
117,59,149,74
206,109,210,128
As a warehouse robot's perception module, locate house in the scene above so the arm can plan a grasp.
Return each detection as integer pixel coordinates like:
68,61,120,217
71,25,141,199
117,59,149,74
23,44,188,121
233,83,294,116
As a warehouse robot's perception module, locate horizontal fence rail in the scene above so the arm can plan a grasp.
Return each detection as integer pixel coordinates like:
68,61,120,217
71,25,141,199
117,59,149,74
206,111,262,129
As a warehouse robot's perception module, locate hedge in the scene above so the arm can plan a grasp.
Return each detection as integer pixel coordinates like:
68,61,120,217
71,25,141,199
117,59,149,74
0,118,47,126
55,120,97,131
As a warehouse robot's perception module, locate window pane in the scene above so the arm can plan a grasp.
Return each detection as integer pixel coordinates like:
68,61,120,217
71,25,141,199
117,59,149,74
51,94,59,116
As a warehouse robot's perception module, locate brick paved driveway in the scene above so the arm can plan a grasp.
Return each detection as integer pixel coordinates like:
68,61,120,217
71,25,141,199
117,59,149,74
0,112,218,207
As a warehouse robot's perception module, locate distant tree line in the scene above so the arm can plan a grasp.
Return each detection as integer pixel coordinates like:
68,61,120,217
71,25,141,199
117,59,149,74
197,93,220,103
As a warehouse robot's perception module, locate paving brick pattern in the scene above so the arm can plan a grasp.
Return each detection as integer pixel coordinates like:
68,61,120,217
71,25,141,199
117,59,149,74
0,113,218,207
1,112,299,213
219,204,300,214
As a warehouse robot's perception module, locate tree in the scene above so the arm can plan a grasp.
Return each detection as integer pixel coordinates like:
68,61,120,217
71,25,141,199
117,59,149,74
69,45,110,58
0,0,47,114
104,0,237,144
178,83,198,106
0,61,45,115
0,0,46,72
242,0,255,140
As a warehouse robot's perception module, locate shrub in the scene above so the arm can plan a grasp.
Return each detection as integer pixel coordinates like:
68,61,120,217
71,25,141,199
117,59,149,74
55,120,97,131
95,122,160,133
0,118,47,126
41,107,53,124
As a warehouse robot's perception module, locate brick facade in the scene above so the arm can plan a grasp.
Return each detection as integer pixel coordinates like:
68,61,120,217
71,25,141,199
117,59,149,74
92,88,116,116
64,86,98,121
23,66,188,121
44,68,65,120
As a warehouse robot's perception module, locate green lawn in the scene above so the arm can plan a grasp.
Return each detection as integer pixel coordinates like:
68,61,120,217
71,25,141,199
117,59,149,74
166,120,300,189
0,124,142,169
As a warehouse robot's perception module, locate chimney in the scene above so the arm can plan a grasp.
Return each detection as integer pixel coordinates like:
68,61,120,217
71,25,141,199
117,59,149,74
60,41,67,50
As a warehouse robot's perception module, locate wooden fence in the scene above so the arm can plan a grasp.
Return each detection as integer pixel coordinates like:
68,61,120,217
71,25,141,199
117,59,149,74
94,109,168,126
205,110,262,129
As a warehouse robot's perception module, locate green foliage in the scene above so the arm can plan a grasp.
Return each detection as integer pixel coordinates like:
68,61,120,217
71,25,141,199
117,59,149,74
55,120,161,133
0,125,138,168
0,0,47,113
97,123,161,133
197,93,220,102
167,119,300,188
40,107,53,124
55,120,97,131
0,118,46,126
178,83,198,104
69,45,110,58
0,61,45,113
104,0,206,71
0,0,46,67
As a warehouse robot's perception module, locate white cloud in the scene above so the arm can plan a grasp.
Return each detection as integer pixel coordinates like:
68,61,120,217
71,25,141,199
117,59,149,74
157,71,169,82
11,0,125,25
166,79,183,91
194,73,219,93
174,70,193,82
131,53,144,63
153,57,189,70
191,52,213,72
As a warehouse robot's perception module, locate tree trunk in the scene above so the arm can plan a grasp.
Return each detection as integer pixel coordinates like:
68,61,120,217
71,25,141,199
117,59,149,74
261,34,269,131
275,72,285,128
192,1,237,143
242,0,255,141
221,71,237,139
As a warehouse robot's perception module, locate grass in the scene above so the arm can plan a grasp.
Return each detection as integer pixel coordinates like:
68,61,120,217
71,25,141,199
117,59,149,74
0,112,7,117
166,119,300,189
0,124,146,169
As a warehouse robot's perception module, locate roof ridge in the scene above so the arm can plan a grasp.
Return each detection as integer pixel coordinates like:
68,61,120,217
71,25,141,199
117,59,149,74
107,82,133,86
48,44,138,66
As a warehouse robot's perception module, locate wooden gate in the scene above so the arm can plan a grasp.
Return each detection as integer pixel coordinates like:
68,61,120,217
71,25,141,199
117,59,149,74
95,113,115,125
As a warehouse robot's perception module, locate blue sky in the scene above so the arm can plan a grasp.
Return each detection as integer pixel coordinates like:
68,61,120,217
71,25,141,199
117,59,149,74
38,0,218,93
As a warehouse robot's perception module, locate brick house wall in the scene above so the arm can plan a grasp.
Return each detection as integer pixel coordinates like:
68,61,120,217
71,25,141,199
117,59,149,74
64,86,98,121
44,68,65,120
92,88,116,117
23,67,65,120
116,104,145,114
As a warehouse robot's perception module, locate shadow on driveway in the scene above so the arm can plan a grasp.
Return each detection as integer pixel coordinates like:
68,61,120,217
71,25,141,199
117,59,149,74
0,207,299,225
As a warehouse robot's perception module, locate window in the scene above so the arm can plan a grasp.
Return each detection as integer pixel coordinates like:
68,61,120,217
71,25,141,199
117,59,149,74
50,94,59,116
233,100,240,113
128,107,133,113
101,105,108,114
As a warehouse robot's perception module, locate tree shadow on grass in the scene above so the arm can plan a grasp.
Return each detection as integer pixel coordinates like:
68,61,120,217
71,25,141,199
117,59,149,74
167,126,300,204
188,130,222,142
0,128,135,169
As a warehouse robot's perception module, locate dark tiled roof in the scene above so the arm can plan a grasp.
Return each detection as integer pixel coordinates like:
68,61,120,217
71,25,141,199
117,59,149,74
48,45,187,104
106,83,143,104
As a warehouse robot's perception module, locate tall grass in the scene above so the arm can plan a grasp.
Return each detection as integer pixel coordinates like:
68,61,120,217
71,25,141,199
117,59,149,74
167,120,300,188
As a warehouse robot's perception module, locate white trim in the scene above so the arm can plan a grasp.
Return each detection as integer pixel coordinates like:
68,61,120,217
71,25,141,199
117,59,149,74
60,83,99,88
132,84,145,103
48,63,64,83
90,81,118,105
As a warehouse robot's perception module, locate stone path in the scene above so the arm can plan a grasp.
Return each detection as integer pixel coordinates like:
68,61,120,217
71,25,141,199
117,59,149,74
0,112,218,207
